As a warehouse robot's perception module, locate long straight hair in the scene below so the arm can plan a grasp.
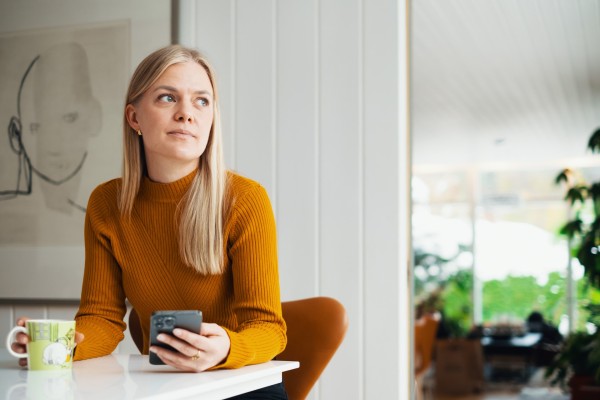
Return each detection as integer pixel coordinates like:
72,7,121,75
119,45,228,275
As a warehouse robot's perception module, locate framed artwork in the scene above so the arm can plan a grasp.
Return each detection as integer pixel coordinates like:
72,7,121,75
0,0,171,299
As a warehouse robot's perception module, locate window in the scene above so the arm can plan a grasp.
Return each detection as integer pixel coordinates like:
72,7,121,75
413,164,600,335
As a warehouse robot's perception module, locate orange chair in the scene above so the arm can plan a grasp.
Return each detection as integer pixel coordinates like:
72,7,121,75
128,307,143,354
414,313,440,400
277,297,348,400
128,297,348,400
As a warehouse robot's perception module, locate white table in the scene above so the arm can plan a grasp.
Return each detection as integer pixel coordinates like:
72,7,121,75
0,350,298,399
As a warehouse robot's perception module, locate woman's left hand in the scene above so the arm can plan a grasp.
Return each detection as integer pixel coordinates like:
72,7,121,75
149,322,231,372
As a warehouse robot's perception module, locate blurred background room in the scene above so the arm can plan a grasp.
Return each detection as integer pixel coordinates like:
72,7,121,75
411,1,600,399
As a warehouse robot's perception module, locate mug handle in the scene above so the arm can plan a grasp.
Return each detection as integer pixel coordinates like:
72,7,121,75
5,326,28,358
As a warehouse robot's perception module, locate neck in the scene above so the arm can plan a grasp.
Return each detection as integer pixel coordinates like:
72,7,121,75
146,159,198,183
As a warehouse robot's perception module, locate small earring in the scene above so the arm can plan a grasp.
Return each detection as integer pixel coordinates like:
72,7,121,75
137,129,142,136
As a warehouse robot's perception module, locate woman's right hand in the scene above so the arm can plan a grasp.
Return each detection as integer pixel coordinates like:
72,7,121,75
11,317,85,367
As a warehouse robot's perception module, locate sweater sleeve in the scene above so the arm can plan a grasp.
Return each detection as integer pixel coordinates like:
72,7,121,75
215,183,287,369
74,184,127,360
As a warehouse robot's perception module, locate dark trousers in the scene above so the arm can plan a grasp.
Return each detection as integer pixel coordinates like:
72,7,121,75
225,382,288,400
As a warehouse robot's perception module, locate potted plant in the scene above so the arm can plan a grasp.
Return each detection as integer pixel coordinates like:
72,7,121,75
546,127,600,398
544,320,600,397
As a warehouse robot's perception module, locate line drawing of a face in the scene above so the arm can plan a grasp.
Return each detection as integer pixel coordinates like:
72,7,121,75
2,42,102,214
29,42,101,183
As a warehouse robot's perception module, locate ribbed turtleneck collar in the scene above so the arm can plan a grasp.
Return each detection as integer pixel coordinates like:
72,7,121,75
138,169,197,202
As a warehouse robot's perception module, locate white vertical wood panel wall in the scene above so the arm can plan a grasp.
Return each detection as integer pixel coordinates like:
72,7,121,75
0,0,411,398
364,2,412,399
181,1,410,399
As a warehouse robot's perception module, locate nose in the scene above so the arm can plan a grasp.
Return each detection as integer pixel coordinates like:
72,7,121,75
175,111,193,123
174,105,194,123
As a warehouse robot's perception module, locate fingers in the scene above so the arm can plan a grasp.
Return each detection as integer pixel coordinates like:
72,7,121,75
12,332,29,358
172,328,209,350
13,317,30,369
149,344,209,372
75,332,85,345
155,332,199,356
11,342,26,354
148,323,230,372
15,332,30,345
150,347,203,372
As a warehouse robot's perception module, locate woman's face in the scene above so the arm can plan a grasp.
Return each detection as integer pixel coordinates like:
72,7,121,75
126,61,214,180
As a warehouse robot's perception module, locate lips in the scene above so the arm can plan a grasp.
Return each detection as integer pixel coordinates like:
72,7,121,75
167,129,196,138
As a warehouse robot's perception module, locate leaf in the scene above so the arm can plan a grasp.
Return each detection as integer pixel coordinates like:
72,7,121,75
555,169,572,185
577,232,600,289
565,186,587,206
559,219,583,239
590,183,600,199
588,127,600,153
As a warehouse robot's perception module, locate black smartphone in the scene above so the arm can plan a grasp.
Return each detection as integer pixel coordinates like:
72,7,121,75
149,310,202,365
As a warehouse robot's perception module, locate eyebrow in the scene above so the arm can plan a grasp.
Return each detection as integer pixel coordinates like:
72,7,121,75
153,85,213,97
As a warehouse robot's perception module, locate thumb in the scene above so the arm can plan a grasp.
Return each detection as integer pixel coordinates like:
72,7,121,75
200,322,224,337
75,332,85,345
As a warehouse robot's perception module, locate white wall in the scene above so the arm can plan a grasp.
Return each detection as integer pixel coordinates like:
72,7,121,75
176,1,411,399
0,0,412,398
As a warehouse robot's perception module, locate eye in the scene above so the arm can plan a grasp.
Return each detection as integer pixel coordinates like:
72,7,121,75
196,97,210,107
62,112,79,123
158,94,176,103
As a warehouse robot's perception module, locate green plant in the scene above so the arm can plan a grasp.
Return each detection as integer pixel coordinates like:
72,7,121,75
555,127,600,287
545,330,600,391
547,126,600,392
439,269,473,337
414,266,473,338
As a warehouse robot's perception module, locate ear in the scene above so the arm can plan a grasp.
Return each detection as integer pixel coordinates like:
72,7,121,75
125,103,140,131
8,116,23,153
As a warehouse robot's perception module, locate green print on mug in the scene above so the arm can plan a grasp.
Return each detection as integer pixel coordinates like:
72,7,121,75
6,320,76,371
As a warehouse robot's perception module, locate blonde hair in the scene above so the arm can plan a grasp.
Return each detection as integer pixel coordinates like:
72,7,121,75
120,45,228,275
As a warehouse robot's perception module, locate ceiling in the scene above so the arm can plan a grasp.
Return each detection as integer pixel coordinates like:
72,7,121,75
411,0,600,168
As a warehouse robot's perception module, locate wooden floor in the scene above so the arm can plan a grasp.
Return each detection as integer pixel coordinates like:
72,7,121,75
432,389,566,400
424,368,569,400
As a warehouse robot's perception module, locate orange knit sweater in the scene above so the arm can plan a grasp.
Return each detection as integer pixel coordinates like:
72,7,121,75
74,170,286,369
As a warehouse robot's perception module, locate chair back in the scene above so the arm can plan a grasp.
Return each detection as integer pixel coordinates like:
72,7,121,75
129,308,144,354
414,313,439,376
278,297,348,400
128,297,348,400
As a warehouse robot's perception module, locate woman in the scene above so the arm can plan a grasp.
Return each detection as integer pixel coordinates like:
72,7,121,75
12,45,287,398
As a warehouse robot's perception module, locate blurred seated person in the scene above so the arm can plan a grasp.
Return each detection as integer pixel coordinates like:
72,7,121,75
525,311,563,366
466,324,484,339
525,311,562,344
